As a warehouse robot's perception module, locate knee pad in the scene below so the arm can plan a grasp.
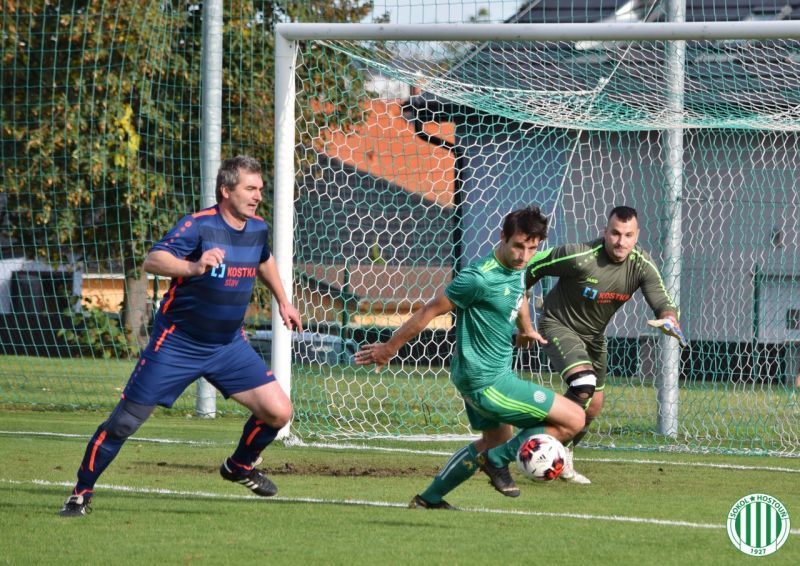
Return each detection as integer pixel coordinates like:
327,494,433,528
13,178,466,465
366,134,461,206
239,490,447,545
102,399,155,440
564,370,597,409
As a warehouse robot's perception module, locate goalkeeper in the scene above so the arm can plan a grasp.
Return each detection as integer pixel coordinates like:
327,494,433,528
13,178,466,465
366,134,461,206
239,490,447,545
356,206,585,509
521,205,685,484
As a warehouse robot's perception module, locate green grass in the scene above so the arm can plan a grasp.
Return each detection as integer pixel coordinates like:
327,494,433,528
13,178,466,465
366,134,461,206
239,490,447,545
1,410,799,565
3,355,798,454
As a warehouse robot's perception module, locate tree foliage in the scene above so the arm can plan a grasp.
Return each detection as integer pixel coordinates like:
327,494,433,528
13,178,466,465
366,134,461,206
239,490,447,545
225,1,384,198
1,0,197,274
1,0,377,349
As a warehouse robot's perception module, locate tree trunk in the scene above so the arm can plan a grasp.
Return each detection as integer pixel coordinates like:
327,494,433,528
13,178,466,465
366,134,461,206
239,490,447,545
123,269,151,351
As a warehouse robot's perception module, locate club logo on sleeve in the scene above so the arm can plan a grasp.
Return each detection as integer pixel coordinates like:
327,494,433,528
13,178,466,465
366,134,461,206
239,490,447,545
727,493,790,556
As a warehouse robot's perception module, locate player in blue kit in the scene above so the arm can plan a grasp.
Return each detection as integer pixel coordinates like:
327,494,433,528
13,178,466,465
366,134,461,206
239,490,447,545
59,155,301,517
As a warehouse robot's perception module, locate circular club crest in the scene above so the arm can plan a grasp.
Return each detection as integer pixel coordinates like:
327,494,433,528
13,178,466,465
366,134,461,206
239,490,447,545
727,493,790,557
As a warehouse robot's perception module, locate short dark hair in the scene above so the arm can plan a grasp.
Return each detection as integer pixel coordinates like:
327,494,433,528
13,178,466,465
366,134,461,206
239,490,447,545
215,155,262,203
502,205,549,242
608,206,638,222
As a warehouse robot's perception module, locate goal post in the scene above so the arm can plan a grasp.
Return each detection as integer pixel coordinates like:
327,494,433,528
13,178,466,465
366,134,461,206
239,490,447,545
195,0,224,419
273,30,298,438
274,22,800,453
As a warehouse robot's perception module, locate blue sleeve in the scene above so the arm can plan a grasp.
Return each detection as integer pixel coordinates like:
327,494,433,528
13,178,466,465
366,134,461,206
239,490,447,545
150,215,202,260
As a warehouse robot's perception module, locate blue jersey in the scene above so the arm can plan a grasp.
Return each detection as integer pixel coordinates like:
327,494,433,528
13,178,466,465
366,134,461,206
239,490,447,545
150,205,271,344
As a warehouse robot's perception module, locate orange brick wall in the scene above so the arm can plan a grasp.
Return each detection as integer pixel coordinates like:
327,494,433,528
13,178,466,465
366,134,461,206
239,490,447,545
319,99,455,207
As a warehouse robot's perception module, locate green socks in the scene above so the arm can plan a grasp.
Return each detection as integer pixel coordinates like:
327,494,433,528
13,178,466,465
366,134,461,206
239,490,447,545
420,443,480,503
487,425,546,468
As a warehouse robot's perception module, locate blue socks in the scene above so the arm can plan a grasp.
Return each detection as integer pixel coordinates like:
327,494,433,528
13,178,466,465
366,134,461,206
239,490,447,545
230,416,279,467
74,426,126,497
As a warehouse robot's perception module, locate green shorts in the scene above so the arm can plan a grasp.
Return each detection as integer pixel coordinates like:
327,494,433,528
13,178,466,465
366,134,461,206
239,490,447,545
461,371,555,431
539,316,607,389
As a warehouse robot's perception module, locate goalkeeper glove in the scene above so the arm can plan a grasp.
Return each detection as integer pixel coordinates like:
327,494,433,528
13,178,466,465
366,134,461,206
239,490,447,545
647,316,687,347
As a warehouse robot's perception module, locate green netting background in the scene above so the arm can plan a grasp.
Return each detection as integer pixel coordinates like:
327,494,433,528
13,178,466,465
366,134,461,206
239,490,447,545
1,1,799,455
0,0,362,410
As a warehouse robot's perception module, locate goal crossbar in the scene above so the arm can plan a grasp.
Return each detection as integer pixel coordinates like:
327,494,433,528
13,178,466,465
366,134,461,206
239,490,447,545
277,21,800,42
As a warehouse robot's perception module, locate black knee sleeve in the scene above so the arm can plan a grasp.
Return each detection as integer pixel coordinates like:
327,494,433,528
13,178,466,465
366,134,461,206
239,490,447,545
102,399,155,440
564,370,597,409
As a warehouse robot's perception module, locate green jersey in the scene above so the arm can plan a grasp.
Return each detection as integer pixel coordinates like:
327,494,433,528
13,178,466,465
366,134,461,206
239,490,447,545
445,252,526,394
526,238,677,336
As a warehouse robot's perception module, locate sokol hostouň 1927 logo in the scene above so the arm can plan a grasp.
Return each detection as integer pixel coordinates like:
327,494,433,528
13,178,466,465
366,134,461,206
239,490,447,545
727,493,790,557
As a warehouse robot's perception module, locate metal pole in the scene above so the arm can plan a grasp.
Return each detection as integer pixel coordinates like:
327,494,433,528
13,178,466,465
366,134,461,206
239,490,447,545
273,32,297,438
752,264,762,382
341,261,351,361
277,21,800,41
408,118,465,275
196,0,224,418
657,0,686,438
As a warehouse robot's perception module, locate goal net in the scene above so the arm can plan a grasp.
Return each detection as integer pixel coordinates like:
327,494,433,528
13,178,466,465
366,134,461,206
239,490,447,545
283,23,800,454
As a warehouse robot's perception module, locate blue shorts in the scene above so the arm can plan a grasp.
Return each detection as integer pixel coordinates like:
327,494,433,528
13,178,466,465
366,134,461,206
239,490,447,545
122,319,276,407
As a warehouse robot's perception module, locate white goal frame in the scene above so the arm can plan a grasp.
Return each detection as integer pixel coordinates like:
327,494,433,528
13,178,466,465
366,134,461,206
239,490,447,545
272,21,800,439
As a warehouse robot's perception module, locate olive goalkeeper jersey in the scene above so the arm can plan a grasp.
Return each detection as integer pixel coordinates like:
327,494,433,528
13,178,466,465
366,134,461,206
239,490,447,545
525,238,677,337
445,252,526,394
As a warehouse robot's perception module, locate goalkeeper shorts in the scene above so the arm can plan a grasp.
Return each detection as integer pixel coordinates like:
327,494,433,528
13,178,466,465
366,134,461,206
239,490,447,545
539,316,607,388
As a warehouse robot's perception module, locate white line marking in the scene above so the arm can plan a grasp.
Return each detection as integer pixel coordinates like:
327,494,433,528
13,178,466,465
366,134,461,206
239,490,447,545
3,430,800,473
580,457,800,474
0,430,230,446
3,478,798,535
289,439,800,473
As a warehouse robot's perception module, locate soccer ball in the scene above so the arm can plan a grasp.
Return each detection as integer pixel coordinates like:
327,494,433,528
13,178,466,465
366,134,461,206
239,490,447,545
516,433,566,482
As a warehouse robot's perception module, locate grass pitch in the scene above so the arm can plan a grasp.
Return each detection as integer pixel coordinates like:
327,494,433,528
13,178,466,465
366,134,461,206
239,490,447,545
1,410,798,565
3,354,798,454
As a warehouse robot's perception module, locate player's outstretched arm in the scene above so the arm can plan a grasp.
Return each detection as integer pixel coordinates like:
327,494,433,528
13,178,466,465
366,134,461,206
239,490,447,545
355,293,455,371
647,311,687,347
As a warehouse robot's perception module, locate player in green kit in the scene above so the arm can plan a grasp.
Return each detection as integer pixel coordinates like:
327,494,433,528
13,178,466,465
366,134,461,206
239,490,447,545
355,206,585,509
521,206,687,484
